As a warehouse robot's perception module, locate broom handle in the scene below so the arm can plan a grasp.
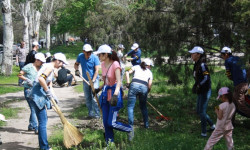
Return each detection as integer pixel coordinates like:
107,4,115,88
51,98,67,124
147,101,164,117
85,72,102,115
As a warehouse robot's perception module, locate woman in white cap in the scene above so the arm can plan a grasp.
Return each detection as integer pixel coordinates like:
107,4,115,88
18,53,46,134
189,46,215,137
95,44,132,144
30,52,68,150
125,58,153,141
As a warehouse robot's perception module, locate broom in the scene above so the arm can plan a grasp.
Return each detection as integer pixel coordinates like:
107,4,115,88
51,98,83,148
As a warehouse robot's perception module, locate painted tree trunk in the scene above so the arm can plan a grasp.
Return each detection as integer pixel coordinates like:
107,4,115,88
28,9,33,51
1,0,14,76
46,23,50,50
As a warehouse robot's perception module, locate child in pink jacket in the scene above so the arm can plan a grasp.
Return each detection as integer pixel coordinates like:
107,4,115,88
204,87,236,150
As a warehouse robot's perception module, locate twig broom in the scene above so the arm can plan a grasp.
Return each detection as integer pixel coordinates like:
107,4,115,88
51,98,83,148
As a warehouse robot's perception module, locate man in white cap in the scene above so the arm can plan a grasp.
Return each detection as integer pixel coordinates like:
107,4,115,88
74,44,101,119
220,46,249,117
125,43,141,66
25,41,40,66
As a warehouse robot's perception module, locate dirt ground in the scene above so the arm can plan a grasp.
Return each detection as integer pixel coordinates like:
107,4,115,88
0,60,88,150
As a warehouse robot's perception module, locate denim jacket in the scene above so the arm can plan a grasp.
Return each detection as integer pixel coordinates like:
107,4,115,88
30,82,52,110
99,84,123,110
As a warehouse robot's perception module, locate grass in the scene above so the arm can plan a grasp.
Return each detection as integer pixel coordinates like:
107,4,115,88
48,64,250,150
0,66,23,95
0,105,21,127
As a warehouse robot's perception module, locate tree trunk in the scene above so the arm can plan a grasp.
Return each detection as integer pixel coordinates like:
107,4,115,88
28,9,33,51
46,23,50,50
1,0,14,76
21,1,30,51
33,0,46,42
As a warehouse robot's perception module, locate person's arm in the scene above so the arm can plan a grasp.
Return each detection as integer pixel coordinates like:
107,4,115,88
148,79,153,93
74,62,80,71
124,50,133,57
17,70,26,80
92,65,100,82
125,68,134,84
199,63,210,85
38,68,53,92
215,106,223,120
114,68,121,95
225,60,232,80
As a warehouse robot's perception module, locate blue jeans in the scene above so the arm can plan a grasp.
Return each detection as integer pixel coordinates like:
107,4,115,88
196,89,214,134
127,82,149,128
67,74,73,86
31,100,50,150
24,88,38,130
18,62,25,85
83,79,100,118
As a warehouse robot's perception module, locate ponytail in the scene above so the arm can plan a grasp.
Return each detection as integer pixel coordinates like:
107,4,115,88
224,91,233,103
140,62,147,70
108,50,120,64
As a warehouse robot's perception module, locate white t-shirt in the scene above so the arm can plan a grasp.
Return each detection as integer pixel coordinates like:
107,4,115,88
36,63,54,84
131,65,153,83
117,50,125,68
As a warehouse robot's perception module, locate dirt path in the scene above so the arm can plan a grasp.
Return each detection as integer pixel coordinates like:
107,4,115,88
0,60,85,150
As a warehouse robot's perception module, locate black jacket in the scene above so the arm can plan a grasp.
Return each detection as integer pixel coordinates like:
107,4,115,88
25,50,37,65
192,59,211,94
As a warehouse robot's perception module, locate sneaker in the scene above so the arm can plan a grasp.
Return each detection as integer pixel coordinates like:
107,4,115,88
128,126,134,141
201,133,207,137
28,128,35,131
209,124,215,132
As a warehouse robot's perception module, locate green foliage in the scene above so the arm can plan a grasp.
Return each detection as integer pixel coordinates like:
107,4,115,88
0,107,21,127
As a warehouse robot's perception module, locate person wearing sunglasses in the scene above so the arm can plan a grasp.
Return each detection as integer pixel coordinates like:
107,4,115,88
74,44,101,119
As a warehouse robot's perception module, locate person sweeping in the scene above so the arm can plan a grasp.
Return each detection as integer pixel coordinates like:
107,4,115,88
18,53,46,134
95,44,132,144
125,58,154,141
30,53,68,150
204,87,236,150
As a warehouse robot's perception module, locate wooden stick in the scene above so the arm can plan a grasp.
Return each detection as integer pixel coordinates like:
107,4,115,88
85,72,102,115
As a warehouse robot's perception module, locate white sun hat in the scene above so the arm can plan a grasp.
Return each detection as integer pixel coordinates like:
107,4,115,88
83,44,93,52
118,44,125,49
221,47,232,53
96,44,112,54
143,58,154,66
54,52,69,65
188,46,204,54
0,114,8,121
45,52,51,58
32,41,39,46
131,43,139,50
35,53,46,63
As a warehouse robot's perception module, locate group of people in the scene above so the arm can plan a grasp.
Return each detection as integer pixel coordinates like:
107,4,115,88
4,41,249,150
74,42,153,144
189,46,249,150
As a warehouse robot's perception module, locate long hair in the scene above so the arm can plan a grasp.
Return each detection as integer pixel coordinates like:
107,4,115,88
224,90,233,103
140,62,147,70
108,50,120,64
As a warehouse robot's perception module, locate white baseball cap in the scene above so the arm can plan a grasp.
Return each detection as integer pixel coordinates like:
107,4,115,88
143,58,154,66
96,44,112,54
188,46,204,54
131,43,139,50
118,44,125,49
45,52,51,57
221,47,232,53
54,53,69,65
32,41,39,46
83,44,93,52
35,52,46,63
0,114,7,121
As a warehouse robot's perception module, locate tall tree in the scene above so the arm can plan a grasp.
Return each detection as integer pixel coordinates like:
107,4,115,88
1,0,14,75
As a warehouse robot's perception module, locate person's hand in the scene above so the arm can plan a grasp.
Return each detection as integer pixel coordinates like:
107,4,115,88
53,94,59,104
75,70,80,77
26,78,33,87
45,90,53,100
110,95,118,106
94,88,101,94
15,62,19,66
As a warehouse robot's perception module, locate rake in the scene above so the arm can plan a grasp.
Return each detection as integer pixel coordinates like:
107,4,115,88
147,101,171,121
51,98,83,148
